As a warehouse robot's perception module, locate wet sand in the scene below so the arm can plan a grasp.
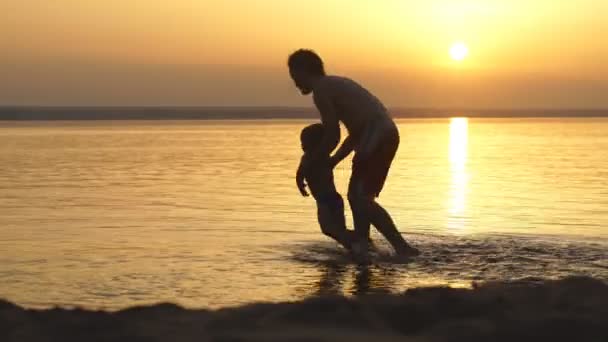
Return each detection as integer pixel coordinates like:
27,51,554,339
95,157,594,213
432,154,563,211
1,276,606,341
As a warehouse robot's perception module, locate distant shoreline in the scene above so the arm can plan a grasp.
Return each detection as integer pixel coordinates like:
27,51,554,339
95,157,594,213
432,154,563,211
0,106,607,120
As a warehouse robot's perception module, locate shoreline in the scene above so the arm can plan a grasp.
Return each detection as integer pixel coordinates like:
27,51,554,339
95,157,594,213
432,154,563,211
2,277,606,341
0,106,607,121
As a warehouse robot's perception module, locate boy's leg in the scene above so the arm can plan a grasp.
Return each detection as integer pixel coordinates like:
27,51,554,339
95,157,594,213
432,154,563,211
317,198,354,250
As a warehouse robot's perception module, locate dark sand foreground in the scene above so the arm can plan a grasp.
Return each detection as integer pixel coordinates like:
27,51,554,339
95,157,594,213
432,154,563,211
1,277,606,342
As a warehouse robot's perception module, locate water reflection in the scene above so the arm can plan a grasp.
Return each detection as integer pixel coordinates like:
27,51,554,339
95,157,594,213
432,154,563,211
448,118,469,231
313,262,399,296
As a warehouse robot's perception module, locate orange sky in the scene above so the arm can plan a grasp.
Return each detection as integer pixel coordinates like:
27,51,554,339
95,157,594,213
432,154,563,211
1,0,607,108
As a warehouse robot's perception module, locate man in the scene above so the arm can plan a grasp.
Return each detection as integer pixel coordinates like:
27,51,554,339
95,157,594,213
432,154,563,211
289,49,419,261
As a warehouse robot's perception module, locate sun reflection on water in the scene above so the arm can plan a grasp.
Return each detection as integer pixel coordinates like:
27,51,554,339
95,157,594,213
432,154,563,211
448,117,469,231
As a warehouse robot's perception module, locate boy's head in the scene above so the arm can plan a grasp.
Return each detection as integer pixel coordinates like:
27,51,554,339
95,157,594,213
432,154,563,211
288,49,325,95
300,123,324,152
300,123,339,153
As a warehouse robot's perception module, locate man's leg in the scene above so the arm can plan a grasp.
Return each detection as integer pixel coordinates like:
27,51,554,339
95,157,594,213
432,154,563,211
347,178,373,261
348,180,416,256
350,123,419,257
369,201,418,255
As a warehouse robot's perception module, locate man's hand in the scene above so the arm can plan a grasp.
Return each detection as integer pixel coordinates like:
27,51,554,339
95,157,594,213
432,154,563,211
329,134,355,169
328,155,340,169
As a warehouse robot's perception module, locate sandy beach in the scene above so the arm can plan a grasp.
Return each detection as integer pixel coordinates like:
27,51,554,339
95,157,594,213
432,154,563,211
1,276,606,341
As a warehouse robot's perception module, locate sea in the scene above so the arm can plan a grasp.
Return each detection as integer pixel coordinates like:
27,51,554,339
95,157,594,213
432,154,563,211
1,116,607,310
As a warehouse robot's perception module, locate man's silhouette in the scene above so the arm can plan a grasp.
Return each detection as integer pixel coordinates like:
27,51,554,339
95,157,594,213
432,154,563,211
289,49,419,261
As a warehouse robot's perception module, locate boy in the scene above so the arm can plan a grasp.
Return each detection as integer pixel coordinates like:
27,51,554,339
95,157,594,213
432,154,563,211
297,123,356,250
289,49,419,261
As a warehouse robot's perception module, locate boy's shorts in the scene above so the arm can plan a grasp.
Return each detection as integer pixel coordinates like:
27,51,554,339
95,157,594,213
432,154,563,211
350,118,399,198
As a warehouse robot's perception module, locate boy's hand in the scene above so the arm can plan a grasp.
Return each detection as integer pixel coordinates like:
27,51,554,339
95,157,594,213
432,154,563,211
296,175,309,197
296,155,310,197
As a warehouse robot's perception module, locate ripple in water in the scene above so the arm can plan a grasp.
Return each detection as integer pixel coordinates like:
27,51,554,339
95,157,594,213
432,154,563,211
287,233,608,296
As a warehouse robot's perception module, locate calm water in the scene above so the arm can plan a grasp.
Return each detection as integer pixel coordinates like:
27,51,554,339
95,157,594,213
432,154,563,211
1,118,607,310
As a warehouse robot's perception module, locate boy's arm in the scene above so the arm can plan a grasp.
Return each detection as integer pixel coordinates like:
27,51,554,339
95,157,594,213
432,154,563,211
296,155,309,197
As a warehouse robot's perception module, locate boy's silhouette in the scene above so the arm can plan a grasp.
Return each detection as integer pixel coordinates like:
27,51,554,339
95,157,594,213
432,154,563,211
297,123,356,250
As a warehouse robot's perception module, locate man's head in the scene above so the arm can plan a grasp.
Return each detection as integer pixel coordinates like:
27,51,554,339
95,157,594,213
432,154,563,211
288,49,325,95
300,123,325,152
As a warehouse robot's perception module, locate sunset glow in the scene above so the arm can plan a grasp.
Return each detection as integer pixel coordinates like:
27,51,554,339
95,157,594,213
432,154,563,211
1,1,607,107
449,42,469,61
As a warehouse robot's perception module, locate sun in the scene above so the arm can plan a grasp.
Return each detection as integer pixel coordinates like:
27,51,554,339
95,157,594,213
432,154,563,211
449,42,469,61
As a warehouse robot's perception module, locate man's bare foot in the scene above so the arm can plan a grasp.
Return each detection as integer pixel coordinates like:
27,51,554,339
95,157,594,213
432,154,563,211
396,245,420,258
367,237,377,252
344,231,374,252
350,240,372,265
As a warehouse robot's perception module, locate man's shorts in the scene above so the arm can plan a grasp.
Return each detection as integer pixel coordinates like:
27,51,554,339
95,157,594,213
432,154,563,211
349,118,399,198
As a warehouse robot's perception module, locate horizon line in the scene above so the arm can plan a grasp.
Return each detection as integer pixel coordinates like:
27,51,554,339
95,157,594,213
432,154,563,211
0,106,606,121
1,105,608,110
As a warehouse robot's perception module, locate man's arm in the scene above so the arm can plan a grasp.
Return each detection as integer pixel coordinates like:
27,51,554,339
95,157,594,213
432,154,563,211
329,134,355,167
311,88,340,163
